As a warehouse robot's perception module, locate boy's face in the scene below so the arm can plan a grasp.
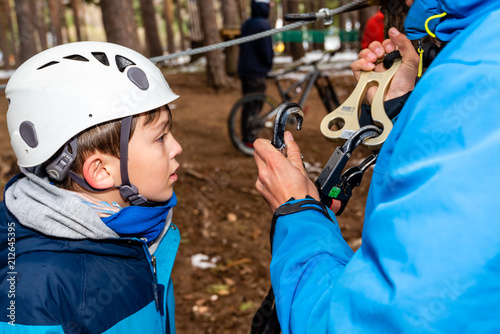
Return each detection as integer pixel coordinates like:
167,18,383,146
127,106,182,203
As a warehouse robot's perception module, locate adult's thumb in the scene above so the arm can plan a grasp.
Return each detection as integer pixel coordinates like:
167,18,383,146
388,27,419,67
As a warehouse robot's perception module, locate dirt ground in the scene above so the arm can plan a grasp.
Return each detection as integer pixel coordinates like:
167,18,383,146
0,67,373,333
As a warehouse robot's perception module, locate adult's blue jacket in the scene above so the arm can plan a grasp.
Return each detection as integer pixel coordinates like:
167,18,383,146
270,0,500,332
237,1,274,79
0,176,180,333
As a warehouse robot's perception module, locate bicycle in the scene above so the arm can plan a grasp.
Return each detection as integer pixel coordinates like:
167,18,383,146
228,51,341,156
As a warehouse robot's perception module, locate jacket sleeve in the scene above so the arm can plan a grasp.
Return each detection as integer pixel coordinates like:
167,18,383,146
270,9,500,333
270,199,354,333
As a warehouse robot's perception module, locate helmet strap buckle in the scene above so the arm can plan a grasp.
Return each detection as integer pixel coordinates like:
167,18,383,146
46,137,77,182
119,184,147,206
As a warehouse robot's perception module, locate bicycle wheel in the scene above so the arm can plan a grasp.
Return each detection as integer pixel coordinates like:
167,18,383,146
324,83,340,112
317,77,341,113
228,93,279,156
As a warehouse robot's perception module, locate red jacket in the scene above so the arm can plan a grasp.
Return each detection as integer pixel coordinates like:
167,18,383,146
361,10,384,49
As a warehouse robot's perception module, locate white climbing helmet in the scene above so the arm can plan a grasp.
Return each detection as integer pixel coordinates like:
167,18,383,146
6,41,178,168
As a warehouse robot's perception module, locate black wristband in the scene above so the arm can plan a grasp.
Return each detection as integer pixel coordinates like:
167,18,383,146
269,196,334,252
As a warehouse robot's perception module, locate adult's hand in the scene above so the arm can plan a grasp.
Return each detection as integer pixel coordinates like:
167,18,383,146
254,131,319,212
351,27,420,104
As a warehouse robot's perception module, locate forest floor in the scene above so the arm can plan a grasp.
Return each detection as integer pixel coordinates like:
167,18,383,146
0,63,373,333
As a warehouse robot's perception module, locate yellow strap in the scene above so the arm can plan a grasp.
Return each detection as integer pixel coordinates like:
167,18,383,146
425,12,447,38
418,45,424,77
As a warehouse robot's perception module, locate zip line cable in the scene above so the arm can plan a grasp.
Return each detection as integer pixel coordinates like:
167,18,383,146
149,0,372,63
0,0,372,90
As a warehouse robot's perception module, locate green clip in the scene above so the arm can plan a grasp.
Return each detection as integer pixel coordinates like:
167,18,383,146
328,187,341,198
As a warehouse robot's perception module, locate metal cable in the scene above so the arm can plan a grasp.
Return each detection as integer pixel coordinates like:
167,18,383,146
149,20,310,63
149,0,370,63
0,0,370,90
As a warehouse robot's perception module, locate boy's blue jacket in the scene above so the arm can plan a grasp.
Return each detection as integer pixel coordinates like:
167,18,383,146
270,0,500,333
0,175,180,333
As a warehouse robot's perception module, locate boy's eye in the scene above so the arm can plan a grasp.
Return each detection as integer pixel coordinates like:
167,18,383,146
156,133,167,142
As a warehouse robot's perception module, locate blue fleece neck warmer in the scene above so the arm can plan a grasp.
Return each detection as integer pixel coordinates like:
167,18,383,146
405,0,500,42
101,192,177,243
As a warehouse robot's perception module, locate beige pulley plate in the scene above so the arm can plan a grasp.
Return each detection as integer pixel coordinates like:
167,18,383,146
320,57,401,150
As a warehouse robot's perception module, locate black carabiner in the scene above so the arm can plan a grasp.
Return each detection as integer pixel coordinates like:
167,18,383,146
271,102,304,155
315,125,381,214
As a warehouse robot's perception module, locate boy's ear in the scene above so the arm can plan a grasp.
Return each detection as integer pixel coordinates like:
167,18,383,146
82,154,118,190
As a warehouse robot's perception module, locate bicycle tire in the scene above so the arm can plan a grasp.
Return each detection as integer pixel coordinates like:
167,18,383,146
228,93,280,156
318,77,341,113
324,82,340,112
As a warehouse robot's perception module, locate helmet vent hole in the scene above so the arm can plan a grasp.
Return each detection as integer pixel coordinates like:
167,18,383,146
92,52,110,66
63,54,89,62
89,114,93,118
115,55,136,72
37,61,59,70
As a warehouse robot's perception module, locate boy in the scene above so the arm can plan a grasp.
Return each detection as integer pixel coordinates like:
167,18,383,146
0,42,182,333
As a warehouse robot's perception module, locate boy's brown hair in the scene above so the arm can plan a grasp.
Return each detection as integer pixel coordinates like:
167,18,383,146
59,106,170,190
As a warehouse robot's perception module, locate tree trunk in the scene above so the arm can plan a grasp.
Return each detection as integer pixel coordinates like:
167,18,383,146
163,0,175,53
15,0,37,63
33,0,48,50
70,0,86,41
59,0,69,43
314,0,326,50
284,0,305,60
337,0,347,50
48,0,63,45
198,0,228,90
174,0,186,51
238,0,247,22
0,1,9,68
350,7,360,50
100,0,141,53
221,0,239,77
139,0,163,57
1,0,18,66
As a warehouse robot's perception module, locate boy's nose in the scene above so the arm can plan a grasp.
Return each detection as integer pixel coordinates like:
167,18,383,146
172,136,182,157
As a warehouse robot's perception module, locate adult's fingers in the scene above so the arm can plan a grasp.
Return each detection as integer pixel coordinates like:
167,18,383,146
283,131,305,175
252,138,270,170
367,41,385,58
351,58,376,77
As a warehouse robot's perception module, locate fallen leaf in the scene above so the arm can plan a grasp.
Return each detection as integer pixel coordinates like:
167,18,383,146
239,301,254,312
226,258,251,268
207,284,230,295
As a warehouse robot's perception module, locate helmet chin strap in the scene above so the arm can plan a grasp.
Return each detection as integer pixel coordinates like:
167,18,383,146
117,116,148,206
68,115,148,206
